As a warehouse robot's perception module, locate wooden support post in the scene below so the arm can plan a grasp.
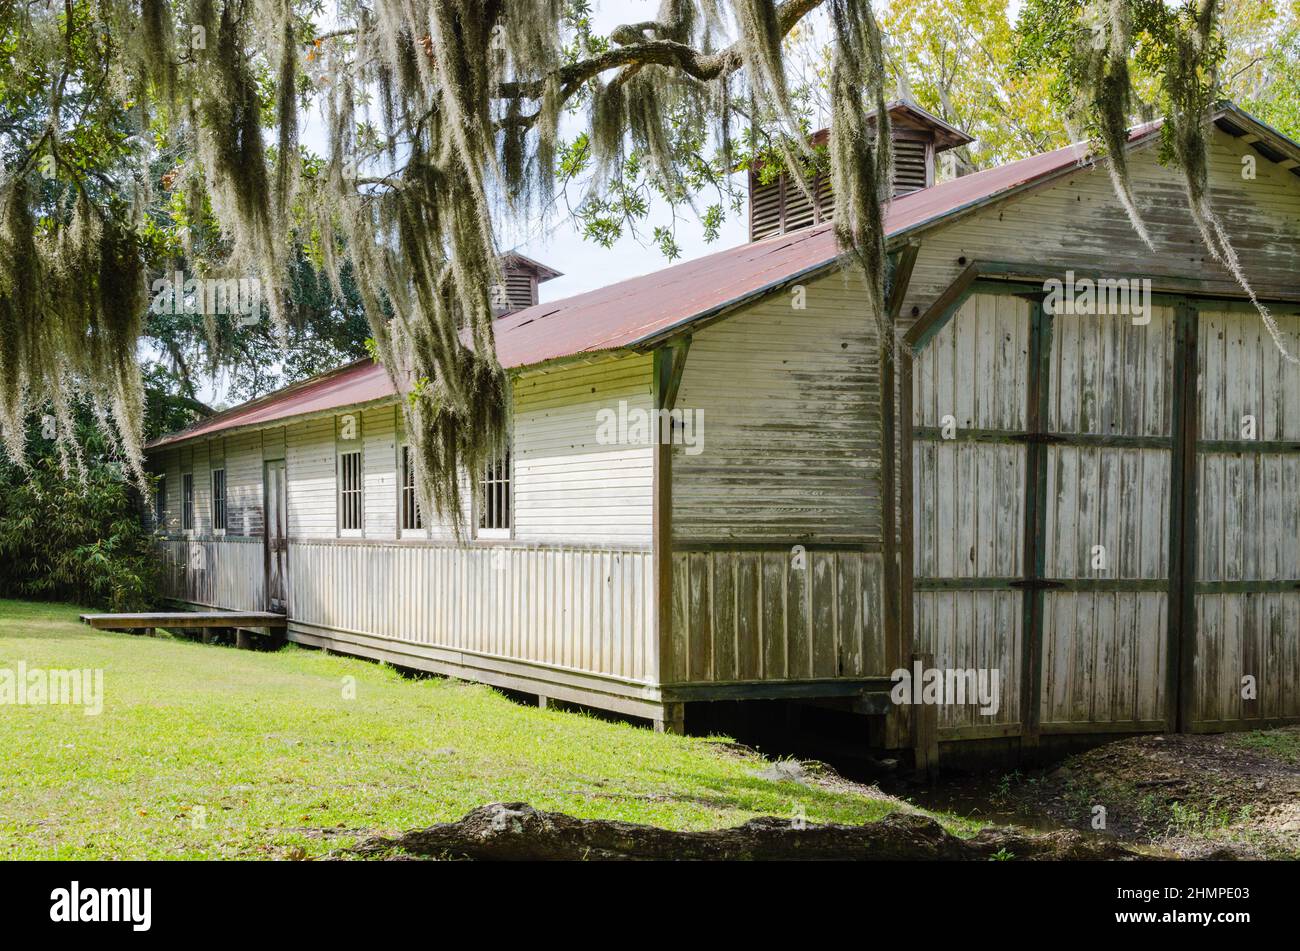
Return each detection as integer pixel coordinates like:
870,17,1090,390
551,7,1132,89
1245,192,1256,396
653,702,686,735
537,695,549,710
653,338,691,693
882,242,920,751
235,629,252,650
910,651,939,778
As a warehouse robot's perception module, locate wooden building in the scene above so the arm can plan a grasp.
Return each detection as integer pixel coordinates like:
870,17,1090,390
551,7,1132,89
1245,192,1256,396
146,101,1300,758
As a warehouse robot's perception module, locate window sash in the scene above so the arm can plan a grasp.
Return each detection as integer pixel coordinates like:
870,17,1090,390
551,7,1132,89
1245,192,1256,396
339,450,363,531
211,469,226,531
182,474,194,531
400,445,423,531
478,446,511,533
154,477,166,524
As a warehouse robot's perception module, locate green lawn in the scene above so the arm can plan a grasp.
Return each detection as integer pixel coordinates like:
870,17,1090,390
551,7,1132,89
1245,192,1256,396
0,599,913,859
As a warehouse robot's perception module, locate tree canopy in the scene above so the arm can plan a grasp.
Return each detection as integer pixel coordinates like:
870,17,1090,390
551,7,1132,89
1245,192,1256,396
0,0,1293,529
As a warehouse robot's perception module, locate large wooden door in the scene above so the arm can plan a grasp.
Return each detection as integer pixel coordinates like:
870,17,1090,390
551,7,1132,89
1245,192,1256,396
1189,303,1300,729
912,286,1300,743
1036,302,1178,734
911,292,1032,738
264,459,288,614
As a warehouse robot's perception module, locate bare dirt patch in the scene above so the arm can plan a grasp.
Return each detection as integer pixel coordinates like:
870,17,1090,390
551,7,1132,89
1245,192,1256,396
997,728,1300,859
342,801,1148,861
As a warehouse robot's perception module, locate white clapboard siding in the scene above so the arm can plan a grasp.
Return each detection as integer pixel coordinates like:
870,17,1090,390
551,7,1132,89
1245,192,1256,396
225,430,264,537
261,426,286,461
286,417,336,537
288,540,655,682
900,127,1300,318
673,271,881,544
362,405,398,537
152,448,179,534
512,355,655,544
191,440,211,536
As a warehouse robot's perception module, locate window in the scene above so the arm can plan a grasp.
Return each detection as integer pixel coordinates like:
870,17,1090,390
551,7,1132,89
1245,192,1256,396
182,473,194,531
400,445,423,531
154,476,166,527
477,445,510,535
339,450,363,531
211,468,227,532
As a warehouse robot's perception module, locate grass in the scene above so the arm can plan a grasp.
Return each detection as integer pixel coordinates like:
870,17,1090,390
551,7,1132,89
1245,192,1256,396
1230,729,1300,764
0,599,921,860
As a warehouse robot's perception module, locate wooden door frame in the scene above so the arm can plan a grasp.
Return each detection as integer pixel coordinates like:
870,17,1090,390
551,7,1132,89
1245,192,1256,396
263,458,288,614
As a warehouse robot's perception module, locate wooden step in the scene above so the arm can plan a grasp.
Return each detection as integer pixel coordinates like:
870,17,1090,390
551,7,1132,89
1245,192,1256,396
80,612,287,631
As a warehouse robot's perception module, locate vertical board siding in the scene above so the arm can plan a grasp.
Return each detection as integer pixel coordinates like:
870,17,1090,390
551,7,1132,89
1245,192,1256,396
913,590,1022,732
1043,447,1171,580
667,549,886,683
1193,306,1300,726
913,292,1030,431
1194,593,1300,723
1047,304,1176,437
913,441,1025,580
288,541,655,682
159,537,265,611
1038,305,1175,731
512,355,655,544
911,293,1029,737
1039,591,1167,726
912,293,1300,738
672,272,881,544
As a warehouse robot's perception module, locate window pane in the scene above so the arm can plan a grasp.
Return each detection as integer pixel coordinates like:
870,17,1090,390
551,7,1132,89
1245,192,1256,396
212,469,226,531
340,451,363,530
477,445,510,532
182,474,194,530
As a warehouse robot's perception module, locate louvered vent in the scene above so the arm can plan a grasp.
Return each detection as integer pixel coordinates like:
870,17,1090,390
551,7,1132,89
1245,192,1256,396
504,268,537,312
748,143,934,241
491,264,541,317
749,172,834,242
748,104,968,241
893,139,930,195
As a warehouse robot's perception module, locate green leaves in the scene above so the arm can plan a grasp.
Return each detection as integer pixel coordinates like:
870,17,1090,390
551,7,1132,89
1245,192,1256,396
0,453,163,612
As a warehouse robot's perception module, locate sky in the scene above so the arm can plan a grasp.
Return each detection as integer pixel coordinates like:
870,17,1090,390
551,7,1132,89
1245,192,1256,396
515,1,1021,301
483,0,1018,301
503,0,752,303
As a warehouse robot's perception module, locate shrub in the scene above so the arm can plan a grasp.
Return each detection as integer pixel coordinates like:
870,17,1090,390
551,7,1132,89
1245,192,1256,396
0,456,162,611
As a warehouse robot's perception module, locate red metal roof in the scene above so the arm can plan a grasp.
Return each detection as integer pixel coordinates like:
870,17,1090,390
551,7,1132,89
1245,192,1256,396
148,127,1156,450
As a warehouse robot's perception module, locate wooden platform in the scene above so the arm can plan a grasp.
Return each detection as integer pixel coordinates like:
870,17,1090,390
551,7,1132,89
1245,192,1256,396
80,611,287,631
